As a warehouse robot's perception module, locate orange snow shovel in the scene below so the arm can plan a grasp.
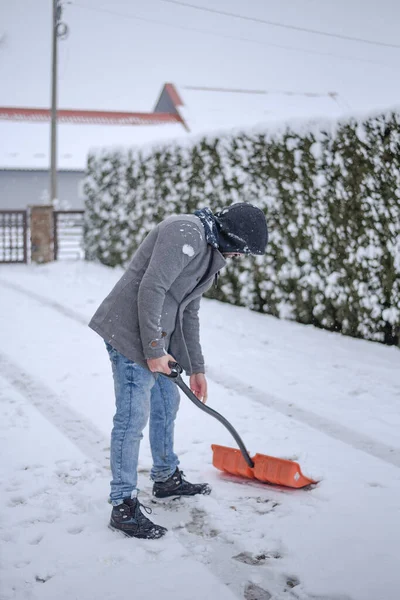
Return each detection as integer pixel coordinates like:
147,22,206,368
166,362,316,489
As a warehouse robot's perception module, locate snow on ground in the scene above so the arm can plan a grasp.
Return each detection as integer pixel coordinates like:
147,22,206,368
1,261,400,600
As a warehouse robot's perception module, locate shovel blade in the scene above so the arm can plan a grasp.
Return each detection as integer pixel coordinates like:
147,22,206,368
212,444,255,479
212,444,316,489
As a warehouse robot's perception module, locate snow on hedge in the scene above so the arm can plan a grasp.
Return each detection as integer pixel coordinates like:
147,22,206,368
83,111,400,346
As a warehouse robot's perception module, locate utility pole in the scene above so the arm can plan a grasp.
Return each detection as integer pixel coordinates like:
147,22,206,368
50,0,68,204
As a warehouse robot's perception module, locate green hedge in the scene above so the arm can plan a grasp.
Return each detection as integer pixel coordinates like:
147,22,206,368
84,111,400,346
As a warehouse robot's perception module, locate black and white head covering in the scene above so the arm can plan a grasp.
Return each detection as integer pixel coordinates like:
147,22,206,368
194,203,268,255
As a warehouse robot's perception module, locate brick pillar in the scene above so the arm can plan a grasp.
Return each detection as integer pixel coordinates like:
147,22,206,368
30,205,54,263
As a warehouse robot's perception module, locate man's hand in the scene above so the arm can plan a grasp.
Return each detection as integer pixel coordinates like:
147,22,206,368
147,354,175,375
190,373,208,404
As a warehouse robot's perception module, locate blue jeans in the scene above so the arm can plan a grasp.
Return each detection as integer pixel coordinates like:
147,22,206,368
106,343,180,505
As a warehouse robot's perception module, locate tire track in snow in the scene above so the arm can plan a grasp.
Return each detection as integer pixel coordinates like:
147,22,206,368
2,277,400,470
0,351,110,471
207,367,400,469
0,278,88,325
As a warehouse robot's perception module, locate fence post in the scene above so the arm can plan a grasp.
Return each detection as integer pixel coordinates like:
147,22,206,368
30,205,54,263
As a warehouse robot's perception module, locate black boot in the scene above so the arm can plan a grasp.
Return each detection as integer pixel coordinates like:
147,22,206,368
109,498,167,539
152,468,211,498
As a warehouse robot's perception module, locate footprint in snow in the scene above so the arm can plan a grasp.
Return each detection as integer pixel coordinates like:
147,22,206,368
35,574,53,584
233,551,282,566
20,463,44,471
284,576,300,590
99,555,125,567
55,466,88,485
349,388,368,397
20,514,57,526
253,497,280,514
28,534,44,545
244,582,272,600
8,495,27,507
1,531,18,542
233,497,280,515
67,526,84,535
186,507,219,538
14,560,31,569
5,477,23,492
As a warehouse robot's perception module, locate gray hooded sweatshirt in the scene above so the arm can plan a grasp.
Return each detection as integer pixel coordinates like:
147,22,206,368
89,215,226,374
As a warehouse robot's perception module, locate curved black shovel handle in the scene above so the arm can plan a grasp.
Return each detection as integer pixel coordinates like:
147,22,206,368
162,361,254,469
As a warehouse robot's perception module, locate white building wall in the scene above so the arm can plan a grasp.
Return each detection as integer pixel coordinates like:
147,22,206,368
0,170,85,210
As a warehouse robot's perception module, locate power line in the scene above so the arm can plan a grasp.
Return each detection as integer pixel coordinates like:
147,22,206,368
183,85,338,99
183,85,342,111
159,0,400,50
71,3,397,69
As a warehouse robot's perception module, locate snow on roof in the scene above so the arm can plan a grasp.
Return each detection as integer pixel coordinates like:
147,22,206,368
0,86,345,171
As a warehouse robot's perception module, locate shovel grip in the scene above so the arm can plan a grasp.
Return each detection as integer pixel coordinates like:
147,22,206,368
163,362,255,469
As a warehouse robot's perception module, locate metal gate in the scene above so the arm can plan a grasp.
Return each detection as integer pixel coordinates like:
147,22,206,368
53,210,85,260
0,210,28,263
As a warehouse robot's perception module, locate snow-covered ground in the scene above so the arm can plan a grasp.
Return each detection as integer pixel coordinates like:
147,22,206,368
1,262,400,600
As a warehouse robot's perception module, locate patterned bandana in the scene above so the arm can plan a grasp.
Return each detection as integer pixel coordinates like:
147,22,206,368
194,207,219,249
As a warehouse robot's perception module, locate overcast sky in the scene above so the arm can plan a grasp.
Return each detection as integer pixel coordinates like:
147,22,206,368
1,0,399,109
0,0,399,168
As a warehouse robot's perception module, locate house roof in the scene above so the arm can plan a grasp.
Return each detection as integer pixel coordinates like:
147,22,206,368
0,83,187,128
0,84,344,171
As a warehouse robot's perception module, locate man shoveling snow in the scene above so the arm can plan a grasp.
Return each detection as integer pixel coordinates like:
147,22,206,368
89,203,268,539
